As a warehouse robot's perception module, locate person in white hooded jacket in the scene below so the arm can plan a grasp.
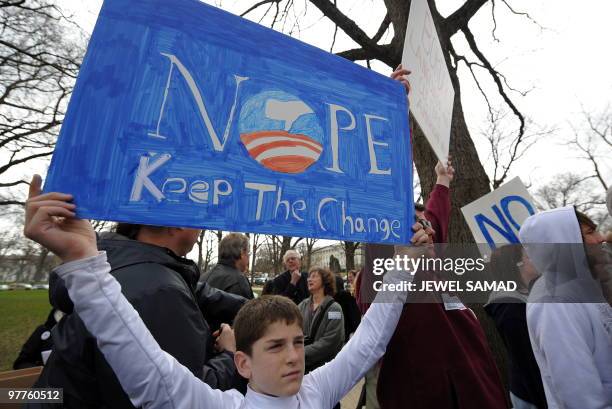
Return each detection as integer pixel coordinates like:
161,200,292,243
519,206,612,409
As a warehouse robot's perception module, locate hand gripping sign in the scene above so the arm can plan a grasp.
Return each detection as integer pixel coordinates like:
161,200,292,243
45,0,414,244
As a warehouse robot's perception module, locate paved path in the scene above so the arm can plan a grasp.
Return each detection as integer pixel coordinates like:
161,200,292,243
340,378,363,408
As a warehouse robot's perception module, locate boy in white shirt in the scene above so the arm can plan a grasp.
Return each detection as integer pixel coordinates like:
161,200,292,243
23,173,427,409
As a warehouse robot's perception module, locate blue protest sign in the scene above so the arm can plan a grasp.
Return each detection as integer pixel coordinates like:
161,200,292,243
45,0,413,244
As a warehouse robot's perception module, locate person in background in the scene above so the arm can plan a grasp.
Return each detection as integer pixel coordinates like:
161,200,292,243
13,308,63,370
368,154,507,409
521,207,611,409
202,233,254,299
298,267,344,374
347,270,358,295
485,245,547,409
268,249,309,304
334,270,361,342
30,222,242,408
261,279,276,295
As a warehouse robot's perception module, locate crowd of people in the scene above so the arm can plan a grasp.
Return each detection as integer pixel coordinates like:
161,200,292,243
10,66,612,409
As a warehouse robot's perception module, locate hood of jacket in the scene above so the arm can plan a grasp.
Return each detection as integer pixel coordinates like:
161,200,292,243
50,232,200,313
519,206,604,302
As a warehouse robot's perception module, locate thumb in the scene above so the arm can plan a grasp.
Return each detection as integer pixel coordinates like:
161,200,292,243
28,174,42,199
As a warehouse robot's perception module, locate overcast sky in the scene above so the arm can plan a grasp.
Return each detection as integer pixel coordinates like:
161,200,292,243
57,0,612,188
7,0,607,258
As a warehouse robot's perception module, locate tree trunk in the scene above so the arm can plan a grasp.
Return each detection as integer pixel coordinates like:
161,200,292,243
343,241,359,271
216,230,223,255
32,247,51,282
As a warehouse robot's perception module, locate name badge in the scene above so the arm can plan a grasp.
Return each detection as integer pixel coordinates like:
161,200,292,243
441,293,466,311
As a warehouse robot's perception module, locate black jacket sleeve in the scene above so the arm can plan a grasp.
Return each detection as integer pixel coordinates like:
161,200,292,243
224,276,254,300
281,281,301,304
497,313,548,408
201,351,247,394
196,282,247,331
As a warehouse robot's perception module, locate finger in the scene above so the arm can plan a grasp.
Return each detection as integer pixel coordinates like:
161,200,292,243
36,206,76,220
391,69,411,79
411,222,423,232
411,228,427,242
28,175,42,200
27,192,73,204
413,230,430,245
417,237,432,247
25,206,76,239
27,200,76,211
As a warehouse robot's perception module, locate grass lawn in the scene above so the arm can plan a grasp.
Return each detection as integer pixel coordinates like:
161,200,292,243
0,290,51,371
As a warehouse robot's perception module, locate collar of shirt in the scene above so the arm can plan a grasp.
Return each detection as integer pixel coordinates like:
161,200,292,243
244,385,299,409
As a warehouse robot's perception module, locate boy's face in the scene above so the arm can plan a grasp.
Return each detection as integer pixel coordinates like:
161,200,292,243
235,321,305,397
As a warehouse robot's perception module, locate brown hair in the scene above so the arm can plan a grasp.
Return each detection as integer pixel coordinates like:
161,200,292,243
234,295,303,356
114,223,166,240
575,210,597,231
309,267,336,296
219,233,249,263
114,223,143,240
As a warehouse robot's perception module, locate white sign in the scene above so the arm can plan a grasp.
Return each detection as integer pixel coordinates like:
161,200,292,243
461,177,537,255
402,0,454,163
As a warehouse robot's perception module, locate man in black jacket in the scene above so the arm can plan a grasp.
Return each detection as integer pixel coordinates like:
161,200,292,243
29,224,245,408
268,249,309,304
201,233,254,299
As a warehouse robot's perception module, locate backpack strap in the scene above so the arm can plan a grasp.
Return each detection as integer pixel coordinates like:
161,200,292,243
308,298,335,339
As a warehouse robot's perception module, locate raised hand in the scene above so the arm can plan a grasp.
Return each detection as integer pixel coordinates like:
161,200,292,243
213,323,236,353
394,222,433,259
290,269,301,285
435,156,455,187
390,64,412,95
24,175,98,263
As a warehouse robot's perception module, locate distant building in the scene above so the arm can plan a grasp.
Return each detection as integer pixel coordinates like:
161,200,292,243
309,243,364,272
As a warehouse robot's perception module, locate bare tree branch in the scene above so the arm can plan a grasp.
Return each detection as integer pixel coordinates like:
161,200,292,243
443,0,488,37
307,0,392,64
371,12,390,43
241,0,279,17
461,27,525,139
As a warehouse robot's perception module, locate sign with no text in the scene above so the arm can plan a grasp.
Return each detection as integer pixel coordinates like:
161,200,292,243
402,0,454,163
45,0,414,244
